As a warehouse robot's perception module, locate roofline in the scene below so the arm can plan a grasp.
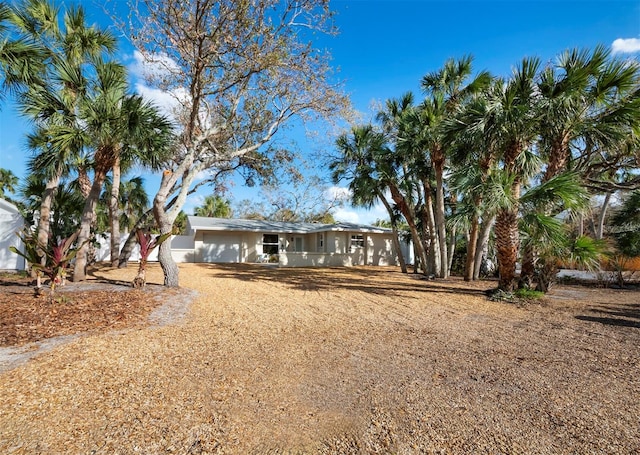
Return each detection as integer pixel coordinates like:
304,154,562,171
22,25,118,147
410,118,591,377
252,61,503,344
186,216,392,234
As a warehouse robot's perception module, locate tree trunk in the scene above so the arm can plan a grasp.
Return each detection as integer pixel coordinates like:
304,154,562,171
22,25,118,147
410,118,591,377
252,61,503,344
473,215,495,280
109,156,122,268
465,214,479,281
447,225,456,276
118,209,154,267
519,245,535,289
535,260,557,293
422,182,440,277
37,171,62,265
153,170,182,287
496,207,520,292
388,183,428,276
77,165,92,198
434,155,448,278
156,215,179,287
132,260,146,288
73,170,107,282
596,192,612,240
378,193,407,273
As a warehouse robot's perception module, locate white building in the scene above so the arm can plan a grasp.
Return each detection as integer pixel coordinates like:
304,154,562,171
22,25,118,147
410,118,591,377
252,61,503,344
185,217,399,267
0,198,26,271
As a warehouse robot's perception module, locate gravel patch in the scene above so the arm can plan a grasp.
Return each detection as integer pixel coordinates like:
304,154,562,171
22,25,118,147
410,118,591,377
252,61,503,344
0,263,638,454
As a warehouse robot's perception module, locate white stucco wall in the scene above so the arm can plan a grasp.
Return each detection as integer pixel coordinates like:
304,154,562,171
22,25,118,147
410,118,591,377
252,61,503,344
0,199,26,271
367,234,397,266
279,251,360,267
94,234,194,263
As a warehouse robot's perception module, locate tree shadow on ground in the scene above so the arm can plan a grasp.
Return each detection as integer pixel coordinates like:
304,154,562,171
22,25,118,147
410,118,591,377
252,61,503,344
576,302,640,328
206,263,493,299
84,268,132,287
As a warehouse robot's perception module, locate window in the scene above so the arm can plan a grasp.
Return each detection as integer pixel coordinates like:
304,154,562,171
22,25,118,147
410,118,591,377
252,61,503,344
262,234,279,255
318,233,324,251
350,234,364,252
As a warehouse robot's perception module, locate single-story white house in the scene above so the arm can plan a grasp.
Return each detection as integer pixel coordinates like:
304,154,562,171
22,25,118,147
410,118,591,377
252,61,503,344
0,198,26,271
183,216,400,267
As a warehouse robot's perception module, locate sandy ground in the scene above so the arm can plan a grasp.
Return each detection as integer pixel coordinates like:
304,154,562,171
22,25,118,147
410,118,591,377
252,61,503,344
0,263,638,454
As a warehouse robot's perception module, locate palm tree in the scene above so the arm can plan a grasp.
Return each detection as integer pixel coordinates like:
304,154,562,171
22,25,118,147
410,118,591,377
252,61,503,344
610,190,640,258
0,1,48,98
118,176,150,234
73,62,173,281
20,171,84,239
331,124,408,273
3,0,116,269
473,59,542,291
443,75,505,281
106,95,173,268
518,172,594,292
376,94,431,275
0,168,18,200
519,46,640,287
194,194,233,218
420,55,492,278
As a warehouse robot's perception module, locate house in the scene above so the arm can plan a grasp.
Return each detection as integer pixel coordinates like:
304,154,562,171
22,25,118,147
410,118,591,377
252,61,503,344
185,216,399,267
0,198,26,271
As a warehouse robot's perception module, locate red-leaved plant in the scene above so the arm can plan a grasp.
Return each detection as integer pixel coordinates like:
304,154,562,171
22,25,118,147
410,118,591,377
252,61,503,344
132,229,171,288
11,229,81,301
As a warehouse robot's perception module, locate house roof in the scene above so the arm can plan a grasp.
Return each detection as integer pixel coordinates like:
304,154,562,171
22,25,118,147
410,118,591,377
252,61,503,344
187,216,392,235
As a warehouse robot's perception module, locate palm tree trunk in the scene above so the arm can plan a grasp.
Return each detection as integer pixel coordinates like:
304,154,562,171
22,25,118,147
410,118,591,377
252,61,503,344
422,182,440,276
496,206,520,292
596,192,612,240
37,170,62,263
434,159,448,278
388,184,428,276
378,193,407,273
109,156,121,268
519,136,571,286
447,225,456,275
390,221,407,273
77,165,92,198
465,214,479,281
519,245,535,289
73,170,107,282
473,215,495,280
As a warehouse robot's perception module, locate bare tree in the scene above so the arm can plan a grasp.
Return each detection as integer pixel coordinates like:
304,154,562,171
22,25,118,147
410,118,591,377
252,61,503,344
122,0,349,286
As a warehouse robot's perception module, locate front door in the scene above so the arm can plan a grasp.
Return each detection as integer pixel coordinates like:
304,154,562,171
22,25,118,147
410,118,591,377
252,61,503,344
294,236,303,252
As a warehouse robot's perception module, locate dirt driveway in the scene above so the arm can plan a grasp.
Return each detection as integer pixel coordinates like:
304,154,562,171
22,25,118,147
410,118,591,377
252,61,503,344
0,264,639,454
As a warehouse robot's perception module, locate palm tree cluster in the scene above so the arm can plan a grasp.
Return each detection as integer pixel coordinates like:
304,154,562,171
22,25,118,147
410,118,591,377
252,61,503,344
332,49,640,292
0,0,174,278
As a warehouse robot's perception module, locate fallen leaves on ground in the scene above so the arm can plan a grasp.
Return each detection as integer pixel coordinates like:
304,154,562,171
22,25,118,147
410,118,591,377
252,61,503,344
0,274,165,347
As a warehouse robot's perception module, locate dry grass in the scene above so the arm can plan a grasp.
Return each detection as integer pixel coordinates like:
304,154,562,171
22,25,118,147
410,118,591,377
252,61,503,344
0,263,639,454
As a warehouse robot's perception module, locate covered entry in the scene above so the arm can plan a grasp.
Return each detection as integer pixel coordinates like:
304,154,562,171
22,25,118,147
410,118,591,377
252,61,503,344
202,232,241,262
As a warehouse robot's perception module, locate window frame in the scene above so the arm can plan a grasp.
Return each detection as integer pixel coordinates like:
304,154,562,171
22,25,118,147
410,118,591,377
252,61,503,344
262,233,279,255
350,233,365,252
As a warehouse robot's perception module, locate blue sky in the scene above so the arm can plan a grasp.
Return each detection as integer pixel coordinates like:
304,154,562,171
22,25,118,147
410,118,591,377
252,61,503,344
1,0,639,223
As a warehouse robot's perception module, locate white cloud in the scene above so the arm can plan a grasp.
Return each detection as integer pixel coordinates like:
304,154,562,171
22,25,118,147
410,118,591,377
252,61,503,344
134,82,190,122
129,50,181,80
127,50,190,121
612,38,640,54
333,207,361,224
